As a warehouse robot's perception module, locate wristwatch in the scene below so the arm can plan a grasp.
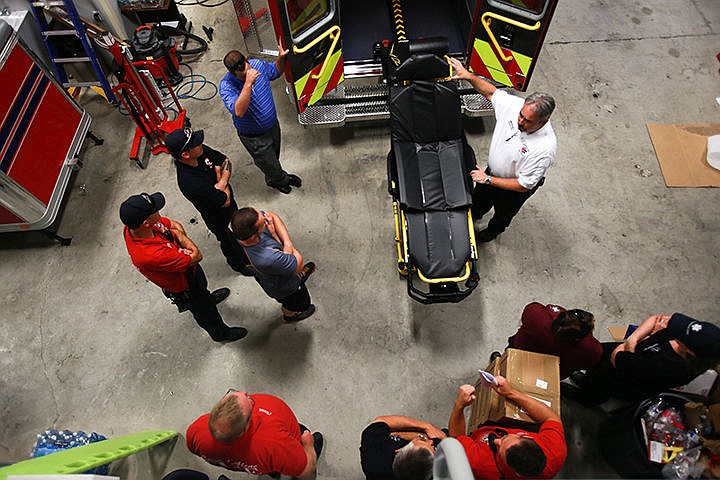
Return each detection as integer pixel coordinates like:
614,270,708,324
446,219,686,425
483,176,492,184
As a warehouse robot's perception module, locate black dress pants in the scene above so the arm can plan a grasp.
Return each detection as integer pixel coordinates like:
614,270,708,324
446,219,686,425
186,265,231,341
471,177,544,235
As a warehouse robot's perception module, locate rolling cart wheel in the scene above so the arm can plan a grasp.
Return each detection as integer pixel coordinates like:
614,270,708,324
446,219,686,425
397,262,408,277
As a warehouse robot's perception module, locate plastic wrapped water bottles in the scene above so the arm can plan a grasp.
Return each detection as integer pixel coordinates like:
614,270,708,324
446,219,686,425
31,429,109,474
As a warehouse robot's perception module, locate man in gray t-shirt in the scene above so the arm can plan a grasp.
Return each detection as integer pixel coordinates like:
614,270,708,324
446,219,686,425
230,207,316,322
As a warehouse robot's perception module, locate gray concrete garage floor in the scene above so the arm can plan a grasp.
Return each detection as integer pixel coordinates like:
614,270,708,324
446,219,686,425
1,0,719,478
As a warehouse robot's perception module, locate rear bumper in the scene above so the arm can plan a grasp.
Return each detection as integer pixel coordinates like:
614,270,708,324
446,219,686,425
295,77,493,127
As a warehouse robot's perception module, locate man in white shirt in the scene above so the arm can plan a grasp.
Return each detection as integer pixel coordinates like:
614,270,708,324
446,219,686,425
450,58,557,242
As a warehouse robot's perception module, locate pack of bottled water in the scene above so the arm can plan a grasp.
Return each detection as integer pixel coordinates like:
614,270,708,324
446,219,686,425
31,429,109,474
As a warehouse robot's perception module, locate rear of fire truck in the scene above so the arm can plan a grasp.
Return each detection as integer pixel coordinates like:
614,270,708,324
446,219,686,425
237,0,558,127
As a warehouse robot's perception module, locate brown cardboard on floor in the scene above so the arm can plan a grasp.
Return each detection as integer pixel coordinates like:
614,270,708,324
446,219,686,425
646,124,720,187
468,349,560,430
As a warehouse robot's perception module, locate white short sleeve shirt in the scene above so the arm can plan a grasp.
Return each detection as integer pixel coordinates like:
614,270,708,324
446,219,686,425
487,89,557,190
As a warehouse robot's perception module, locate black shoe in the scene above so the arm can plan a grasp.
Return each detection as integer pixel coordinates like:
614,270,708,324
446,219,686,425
299,262,316,283
239,267,255,277
489,351,502,363
211,288,231,304
219,327,248,342
288,174,302,188
313,432,324,458
284,304,316,322
476,228,499,243
272,184,292,194
569,371,587,387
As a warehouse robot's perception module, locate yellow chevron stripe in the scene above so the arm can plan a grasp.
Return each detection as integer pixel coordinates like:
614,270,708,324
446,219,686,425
474,39,511,85
295,69,310,100
473,38,534,86
308,48,344,105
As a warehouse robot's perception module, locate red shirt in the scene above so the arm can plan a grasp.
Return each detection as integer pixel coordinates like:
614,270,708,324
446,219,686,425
457,420,567,479
509,302,603,379
123,217,193,293
186,394,307,476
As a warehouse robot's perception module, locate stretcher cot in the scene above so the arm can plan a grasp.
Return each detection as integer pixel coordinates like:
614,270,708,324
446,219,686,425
384,38,480,303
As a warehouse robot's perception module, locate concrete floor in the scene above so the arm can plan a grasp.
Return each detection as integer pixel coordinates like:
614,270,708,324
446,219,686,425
1,0,719,478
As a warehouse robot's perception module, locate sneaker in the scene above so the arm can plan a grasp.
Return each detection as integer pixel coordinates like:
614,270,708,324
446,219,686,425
299,262,316,283
272,184,292,194
211,288,231,304
313,432,324,458
288,174,302,188
476,228,499,243
283,304,316,323
218,327,248,342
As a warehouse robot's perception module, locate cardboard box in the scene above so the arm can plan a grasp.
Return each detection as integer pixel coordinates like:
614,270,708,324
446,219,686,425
647,124,720,187
468,349,560,429
708,403,720,434
607,325,637,342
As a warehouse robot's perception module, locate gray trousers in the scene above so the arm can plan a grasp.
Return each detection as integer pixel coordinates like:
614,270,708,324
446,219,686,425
237,120,290,187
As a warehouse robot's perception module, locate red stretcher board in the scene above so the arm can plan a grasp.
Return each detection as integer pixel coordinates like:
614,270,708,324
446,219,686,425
0,22,90,232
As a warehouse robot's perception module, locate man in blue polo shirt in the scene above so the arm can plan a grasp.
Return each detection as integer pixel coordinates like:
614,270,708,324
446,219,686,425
220,48,302,195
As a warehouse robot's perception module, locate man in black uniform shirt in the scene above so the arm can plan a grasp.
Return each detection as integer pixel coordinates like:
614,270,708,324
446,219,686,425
360,415,445,480
566,313,720,405
166,127,251,275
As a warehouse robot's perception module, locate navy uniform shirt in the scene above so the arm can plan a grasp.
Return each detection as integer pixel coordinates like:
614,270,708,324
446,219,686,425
175,144,237,237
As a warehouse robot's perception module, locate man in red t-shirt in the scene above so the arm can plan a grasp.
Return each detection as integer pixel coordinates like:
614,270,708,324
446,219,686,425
120,192,247,342
449,378,567,479
507,303,603,379
186,390,323,478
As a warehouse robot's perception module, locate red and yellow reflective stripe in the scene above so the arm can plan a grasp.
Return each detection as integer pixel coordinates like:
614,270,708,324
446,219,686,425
469,38,532,89
294,48,344,111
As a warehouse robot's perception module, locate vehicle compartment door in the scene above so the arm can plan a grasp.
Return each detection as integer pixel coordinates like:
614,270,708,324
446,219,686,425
268,0,344,113
466,0,558,90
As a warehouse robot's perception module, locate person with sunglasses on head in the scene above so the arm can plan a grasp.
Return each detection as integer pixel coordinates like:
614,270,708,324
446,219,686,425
230,207,316,322
360,415,446,480
449,57,556,243
220,47,302,195
449,380,566,479
120,192,247,343
501,303,602,380
165,127,253,276
186,389,323,479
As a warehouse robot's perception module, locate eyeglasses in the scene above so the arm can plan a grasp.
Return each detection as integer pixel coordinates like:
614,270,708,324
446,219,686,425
225,388,255,409
237,213,266,241
230,60,246,72
179,127,194,153
518,110,540,124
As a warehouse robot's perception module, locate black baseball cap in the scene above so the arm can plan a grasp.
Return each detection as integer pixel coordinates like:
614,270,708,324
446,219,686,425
119,192,166,229
166,128,204,158
666,313,720,357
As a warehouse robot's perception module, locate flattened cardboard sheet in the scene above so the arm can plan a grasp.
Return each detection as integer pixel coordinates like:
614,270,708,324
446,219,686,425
646,124,720,187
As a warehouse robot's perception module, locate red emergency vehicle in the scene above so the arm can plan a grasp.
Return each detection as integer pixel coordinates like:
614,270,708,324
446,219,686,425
239,0,558,126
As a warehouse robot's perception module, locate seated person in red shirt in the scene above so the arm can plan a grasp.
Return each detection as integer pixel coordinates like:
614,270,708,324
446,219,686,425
449,379,567,479
507,303,603,379
186,389,323,478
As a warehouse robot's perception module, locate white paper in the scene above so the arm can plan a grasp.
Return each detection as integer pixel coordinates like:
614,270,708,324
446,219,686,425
535,378,548,389
478,369,498,387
